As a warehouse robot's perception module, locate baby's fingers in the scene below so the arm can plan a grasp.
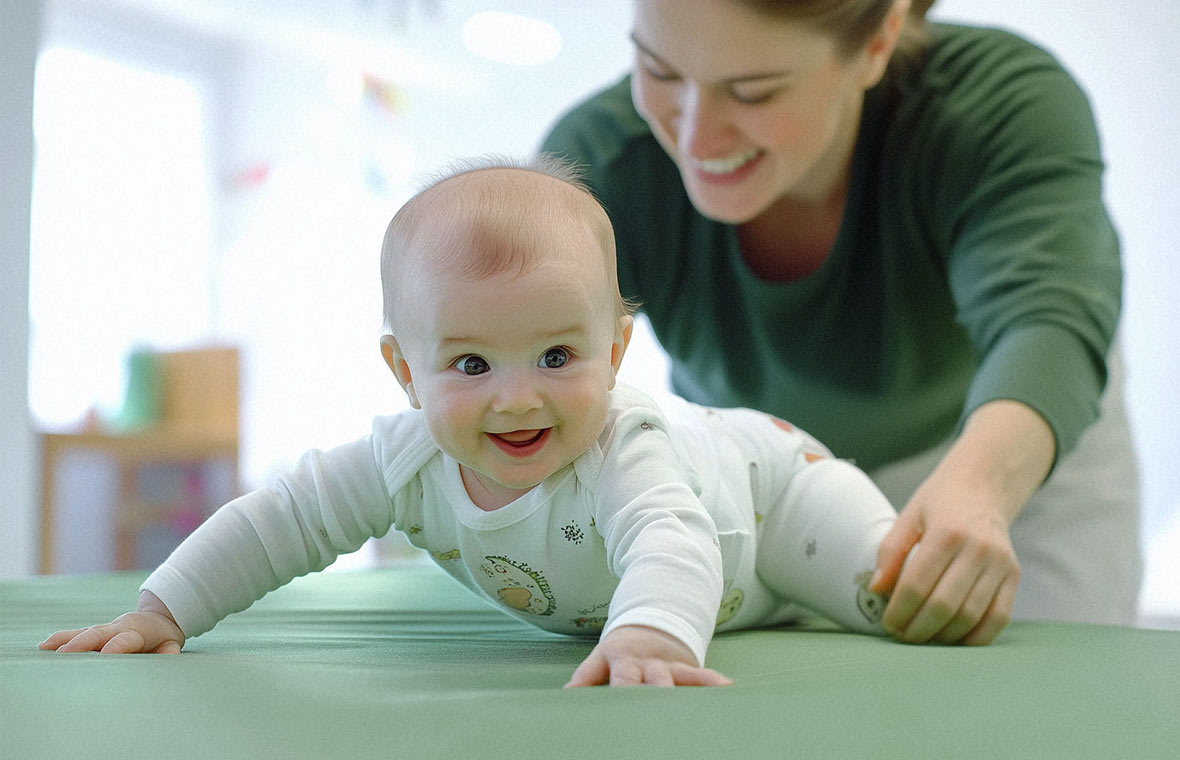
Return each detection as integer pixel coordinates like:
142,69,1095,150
47,624,122,653
665,663,732,687
152,640,183,655
565,649,610,688
614,661,732,687
100,630,150,654
95,629,180,654
39,628,87,651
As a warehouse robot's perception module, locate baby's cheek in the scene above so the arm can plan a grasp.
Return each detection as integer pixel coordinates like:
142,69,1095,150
425,400,479,452
565,384,610,437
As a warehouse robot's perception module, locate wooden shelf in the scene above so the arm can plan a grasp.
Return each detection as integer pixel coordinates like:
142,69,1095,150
41,428,237,460
39,429,239,574
38,345,241,574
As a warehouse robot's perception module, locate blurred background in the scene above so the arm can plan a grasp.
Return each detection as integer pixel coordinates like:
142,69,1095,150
1,0,1176,622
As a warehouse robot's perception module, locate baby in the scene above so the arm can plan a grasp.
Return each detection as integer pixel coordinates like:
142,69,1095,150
42,156,898,686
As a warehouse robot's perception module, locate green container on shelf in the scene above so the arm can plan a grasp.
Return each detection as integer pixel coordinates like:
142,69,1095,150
109,346,161,432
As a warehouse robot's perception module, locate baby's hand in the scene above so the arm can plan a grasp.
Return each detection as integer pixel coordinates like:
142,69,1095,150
40,590,185,654
565,625,731,687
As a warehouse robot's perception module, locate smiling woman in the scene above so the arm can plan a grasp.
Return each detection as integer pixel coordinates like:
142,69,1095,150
540,0,1146,640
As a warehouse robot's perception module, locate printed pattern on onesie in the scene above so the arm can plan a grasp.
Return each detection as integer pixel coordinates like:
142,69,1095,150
396,452,620,636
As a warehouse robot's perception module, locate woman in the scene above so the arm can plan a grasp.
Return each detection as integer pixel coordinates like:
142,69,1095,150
541,0,1140,644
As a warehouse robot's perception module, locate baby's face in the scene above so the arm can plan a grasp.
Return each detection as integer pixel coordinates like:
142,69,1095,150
391,230,629,508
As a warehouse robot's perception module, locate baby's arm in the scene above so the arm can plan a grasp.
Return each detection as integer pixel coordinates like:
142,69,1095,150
40,590,184,654
584,398,732,685
40,430,403,651
565,625,731,687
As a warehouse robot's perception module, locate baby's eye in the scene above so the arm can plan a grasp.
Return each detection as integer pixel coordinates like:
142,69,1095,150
539,347,570,369
454,355,490,375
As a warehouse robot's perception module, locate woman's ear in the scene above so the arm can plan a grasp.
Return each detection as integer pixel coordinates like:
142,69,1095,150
608,315,635,390
860,0,911,89
380,334,420,409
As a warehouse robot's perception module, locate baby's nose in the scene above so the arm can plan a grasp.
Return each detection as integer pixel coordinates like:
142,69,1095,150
492,373,543,415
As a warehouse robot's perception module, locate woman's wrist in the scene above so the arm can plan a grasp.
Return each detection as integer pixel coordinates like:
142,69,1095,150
939,399,1056,525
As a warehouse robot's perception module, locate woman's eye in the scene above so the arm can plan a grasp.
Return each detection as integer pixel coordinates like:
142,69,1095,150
539,347,570,369
730,87,778,105
455,355,490,375
638,57,679,82
646,67,678,82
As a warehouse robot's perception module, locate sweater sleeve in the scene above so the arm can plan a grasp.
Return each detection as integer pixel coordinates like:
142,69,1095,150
928,30,1121,460
589,393,724,665
141,421,410,639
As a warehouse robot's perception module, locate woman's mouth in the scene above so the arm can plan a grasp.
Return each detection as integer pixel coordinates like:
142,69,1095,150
488,428,551,458
690,148,762,182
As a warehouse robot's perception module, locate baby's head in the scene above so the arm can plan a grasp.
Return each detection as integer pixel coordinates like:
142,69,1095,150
379,155,634,508
381,154,630,332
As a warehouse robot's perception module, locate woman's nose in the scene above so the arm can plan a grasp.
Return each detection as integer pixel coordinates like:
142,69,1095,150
677,85,731,158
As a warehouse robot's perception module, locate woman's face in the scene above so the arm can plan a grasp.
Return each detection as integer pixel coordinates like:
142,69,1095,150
630,0,890,223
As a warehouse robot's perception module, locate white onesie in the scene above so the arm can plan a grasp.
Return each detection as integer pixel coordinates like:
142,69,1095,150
142,383,895,665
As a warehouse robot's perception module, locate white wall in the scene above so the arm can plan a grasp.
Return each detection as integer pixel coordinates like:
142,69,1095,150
0,0,41,577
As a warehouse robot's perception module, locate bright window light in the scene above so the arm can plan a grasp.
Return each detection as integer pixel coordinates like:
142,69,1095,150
461,11,562,66
29,48,213,428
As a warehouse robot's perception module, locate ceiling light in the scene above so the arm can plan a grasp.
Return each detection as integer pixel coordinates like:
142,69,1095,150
461,11,562,66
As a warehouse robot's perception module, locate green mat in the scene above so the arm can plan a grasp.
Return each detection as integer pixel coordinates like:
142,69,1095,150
3,566,1176,759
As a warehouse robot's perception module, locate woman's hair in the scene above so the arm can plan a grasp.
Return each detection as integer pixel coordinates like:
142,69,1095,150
733,0,935,69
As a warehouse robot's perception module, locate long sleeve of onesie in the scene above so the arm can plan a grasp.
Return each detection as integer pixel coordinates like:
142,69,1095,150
140,416,433,639
588,397,725,664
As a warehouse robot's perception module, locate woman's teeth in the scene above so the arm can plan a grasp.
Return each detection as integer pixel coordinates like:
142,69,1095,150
694,149,759,175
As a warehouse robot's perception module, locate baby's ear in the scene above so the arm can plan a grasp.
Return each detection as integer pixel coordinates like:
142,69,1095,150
380,335,420,409
608,315,634,389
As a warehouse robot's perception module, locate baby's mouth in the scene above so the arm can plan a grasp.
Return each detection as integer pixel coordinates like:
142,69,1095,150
494,429,545,444
488,428,551,457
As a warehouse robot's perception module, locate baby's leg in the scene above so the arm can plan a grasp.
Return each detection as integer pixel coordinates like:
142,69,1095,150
755,459,896,634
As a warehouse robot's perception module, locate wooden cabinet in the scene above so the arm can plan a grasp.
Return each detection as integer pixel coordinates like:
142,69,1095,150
39,347,240,573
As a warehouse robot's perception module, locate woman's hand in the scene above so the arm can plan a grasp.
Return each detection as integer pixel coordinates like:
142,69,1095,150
40,590,185,654
870,471,1021,645
565,625,731,687
869,400,1054,646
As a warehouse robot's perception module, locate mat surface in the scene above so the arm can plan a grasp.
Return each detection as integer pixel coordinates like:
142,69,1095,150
3,566,1177,758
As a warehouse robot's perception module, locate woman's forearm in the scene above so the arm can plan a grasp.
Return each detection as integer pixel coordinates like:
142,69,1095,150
939,399,1056,524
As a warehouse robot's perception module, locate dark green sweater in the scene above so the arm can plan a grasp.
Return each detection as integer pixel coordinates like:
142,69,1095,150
541,24,1120,471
